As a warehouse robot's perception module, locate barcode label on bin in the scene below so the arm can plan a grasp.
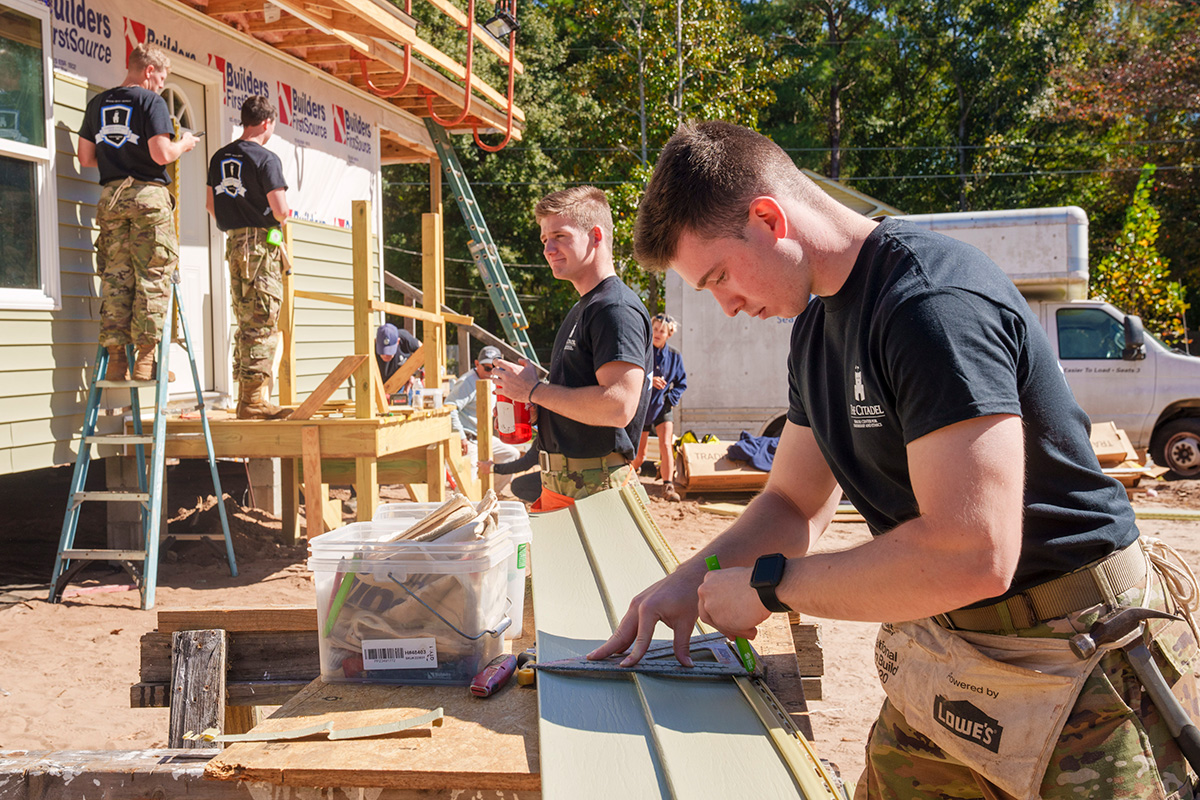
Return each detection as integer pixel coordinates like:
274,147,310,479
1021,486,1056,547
362,637,438,669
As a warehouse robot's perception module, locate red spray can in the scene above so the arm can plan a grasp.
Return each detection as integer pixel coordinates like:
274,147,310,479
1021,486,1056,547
495,392,532,445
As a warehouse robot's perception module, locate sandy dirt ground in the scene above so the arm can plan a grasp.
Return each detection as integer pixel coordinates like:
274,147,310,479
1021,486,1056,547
1,464,1199,789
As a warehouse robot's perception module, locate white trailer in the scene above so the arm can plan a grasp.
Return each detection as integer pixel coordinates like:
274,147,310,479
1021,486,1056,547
667,206,1200,476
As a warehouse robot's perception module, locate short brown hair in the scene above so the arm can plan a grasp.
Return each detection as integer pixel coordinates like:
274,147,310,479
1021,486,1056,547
634,121,823,272
241,96,276,127
128,43,171,73
535,186,613,244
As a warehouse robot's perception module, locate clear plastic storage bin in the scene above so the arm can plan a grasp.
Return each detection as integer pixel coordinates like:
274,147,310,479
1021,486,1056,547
375,501,533,639
308,522,513,685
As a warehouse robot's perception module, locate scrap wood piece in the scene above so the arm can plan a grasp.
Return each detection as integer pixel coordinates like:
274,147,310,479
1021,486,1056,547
382,344,425,396
700,502,747,518
203,707,445,742
289,355,368,421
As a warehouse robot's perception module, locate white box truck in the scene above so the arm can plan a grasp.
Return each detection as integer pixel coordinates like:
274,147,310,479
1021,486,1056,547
666,206,1200,476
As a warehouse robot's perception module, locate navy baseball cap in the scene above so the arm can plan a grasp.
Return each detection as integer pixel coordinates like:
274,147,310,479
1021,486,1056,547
477,346,503,364
376,323,399,357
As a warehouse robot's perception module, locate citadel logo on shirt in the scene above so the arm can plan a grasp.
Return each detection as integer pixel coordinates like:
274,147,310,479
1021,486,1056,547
215,158,247,198
563,323,578,353
97,104,138,147
849,364,884,429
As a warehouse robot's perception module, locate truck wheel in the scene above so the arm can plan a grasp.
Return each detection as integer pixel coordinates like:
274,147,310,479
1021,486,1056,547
1151,419,1200,478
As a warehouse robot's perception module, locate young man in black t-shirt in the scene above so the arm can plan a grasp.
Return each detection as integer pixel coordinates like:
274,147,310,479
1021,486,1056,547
491,186,652,511
206,96,291,419
592,122,1200,799
77,44,200,382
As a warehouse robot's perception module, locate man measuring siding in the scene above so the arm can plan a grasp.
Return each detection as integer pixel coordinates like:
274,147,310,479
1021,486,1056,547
594,121,1200,799
206,95,292,419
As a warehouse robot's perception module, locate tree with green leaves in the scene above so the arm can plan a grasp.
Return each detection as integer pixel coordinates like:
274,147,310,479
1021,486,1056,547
1090,165,1189,347
563,0,777,310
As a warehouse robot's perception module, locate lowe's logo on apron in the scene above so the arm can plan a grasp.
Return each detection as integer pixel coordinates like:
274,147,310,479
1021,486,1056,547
933,695,1004,753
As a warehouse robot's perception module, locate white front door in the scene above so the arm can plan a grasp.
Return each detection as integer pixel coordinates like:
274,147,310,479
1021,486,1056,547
160,76,211,396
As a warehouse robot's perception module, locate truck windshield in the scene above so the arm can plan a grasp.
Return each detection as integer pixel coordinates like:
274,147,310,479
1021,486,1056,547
1056,307,1126,359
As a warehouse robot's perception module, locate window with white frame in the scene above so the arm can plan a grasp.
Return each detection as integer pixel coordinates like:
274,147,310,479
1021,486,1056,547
0,0,58,310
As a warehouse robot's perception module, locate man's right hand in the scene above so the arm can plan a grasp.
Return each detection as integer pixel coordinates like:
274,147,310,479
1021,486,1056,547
179,130,199,152
587,565,707,667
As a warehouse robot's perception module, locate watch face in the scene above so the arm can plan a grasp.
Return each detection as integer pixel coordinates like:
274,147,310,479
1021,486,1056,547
751,553,786,588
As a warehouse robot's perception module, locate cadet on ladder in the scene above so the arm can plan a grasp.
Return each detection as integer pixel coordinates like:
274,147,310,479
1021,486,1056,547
76,43,199,382
54,41,235,609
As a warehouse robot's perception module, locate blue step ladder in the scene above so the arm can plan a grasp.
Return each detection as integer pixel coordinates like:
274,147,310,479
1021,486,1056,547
49,277,237,609
425,120,540,366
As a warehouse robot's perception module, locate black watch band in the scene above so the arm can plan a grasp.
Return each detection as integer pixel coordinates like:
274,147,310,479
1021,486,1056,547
750,553,792,613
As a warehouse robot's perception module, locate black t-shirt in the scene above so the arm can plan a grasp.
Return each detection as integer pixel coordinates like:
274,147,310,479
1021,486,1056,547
79,86,174,185
539,275,652,460
207,140,288,231
788,217,1136,603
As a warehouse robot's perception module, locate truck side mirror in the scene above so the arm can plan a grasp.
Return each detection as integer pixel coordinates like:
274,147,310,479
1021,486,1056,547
1123,315,1146,361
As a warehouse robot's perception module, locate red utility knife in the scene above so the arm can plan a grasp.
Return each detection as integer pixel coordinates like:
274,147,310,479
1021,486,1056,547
470,654,517,697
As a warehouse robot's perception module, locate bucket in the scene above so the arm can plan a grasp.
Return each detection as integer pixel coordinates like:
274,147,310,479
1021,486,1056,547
308,522,513,685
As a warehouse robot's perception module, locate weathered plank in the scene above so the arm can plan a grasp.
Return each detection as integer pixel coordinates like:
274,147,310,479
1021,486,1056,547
156,607,318,635
140,631,319,683
169,630,227,749
132,680,311,709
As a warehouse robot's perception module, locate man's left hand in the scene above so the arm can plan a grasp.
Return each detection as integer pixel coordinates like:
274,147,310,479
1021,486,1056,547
492,357,538,403
696,567,768,641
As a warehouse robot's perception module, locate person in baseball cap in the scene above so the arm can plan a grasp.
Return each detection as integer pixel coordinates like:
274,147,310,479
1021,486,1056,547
477,345,503,365
375,322,421,387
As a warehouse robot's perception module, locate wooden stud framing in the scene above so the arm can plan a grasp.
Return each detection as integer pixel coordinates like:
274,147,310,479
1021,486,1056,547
477,377,495,496
422,212,445,389
301,426,325,540
352,200,375,421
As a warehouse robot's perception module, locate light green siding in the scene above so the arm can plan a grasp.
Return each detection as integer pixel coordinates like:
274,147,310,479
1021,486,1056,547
0,74,374,477
289,221,381,403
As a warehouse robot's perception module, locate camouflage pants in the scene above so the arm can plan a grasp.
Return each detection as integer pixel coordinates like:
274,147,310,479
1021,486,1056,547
95,180,177,348
857,560,1200,799
226,227,282,382
540,461,648,505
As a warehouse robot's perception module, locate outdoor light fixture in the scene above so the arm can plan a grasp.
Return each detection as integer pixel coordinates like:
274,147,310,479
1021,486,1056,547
483,2,519,42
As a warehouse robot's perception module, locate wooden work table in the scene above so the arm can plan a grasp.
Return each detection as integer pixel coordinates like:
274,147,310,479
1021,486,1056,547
204,587,540,795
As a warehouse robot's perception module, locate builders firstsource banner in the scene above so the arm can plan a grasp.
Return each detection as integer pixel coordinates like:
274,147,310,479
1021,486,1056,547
49,0,380,228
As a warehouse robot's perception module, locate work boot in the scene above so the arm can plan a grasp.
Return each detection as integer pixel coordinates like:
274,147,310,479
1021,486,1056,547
237,379,293,420
663,481,681,503
131,345,156,381
104,346,128,382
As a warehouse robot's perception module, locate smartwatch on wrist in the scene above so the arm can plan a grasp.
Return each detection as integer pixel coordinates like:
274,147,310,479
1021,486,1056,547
750,553,792,613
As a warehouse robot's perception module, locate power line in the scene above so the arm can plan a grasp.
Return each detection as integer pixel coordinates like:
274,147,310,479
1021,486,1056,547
386,163,1196,188
384,244,550,274
477,138,1198,154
